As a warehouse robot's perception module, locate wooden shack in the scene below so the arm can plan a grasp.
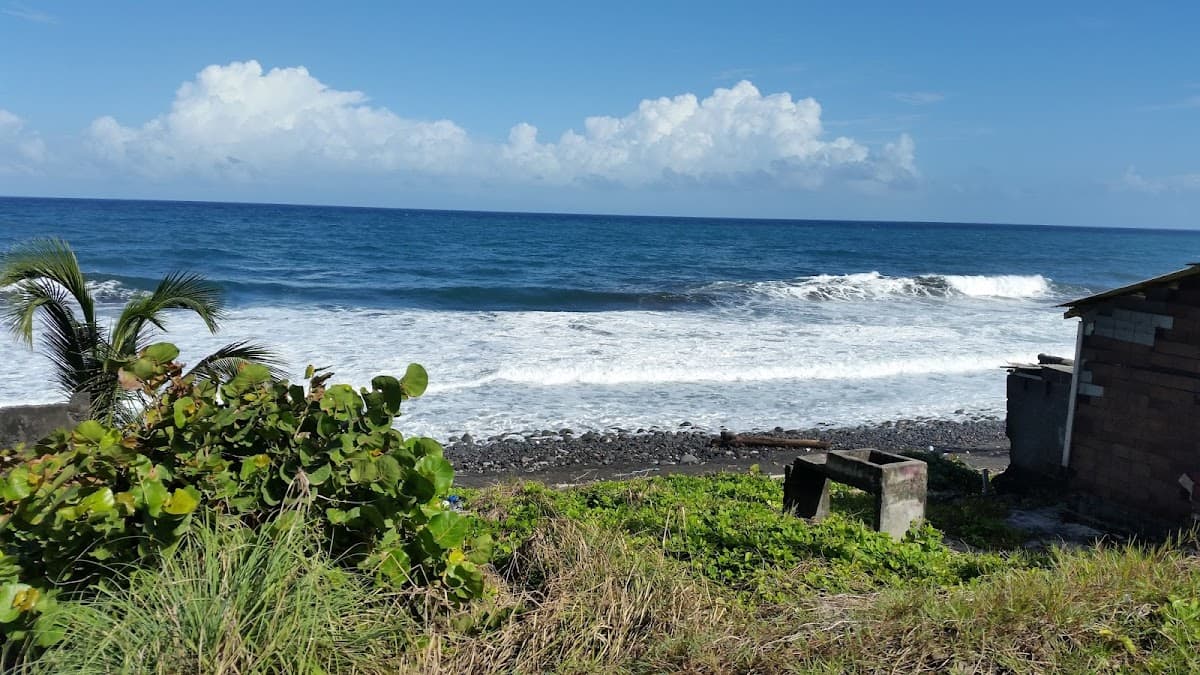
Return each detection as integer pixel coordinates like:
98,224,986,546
1061,265,1200,528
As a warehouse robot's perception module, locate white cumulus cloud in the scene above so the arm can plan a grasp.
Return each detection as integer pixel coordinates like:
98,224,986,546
0,108,47,174
500,80,915,189
86,60,918,191
87,61,472,180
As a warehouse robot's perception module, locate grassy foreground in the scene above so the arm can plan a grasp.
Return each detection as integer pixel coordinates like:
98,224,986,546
13,466,1200,674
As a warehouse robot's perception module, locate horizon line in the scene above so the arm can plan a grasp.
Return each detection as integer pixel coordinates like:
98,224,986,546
0,193,1194,235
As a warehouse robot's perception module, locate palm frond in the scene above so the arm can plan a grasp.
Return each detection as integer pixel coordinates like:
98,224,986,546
111,272,226,356
185,341,289,383
0,237,95,328
2,279,100,396
75,365,141,426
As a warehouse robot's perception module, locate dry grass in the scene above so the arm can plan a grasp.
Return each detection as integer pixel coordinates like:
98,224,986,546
18,481,1200,674
401,518,767,674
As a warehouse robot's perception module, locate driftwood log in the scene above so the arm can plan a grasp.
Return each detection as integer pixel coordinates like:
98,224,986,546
712,431,830,450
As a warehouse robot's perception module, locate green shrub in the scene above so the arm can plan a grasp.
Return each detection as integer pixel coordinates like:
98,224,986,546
0,342,488,647
472,473,1018,600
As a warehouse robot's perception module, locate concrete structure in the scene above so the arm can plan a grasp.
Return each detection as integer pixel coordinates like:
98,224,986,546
0,395,88,449
1060,265,1200,529
783,448,927,539
1004,355,1074,481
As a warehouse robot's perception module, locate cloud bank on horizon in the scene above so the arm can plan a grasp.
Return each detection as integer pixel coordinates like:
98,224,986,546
11,60,920,192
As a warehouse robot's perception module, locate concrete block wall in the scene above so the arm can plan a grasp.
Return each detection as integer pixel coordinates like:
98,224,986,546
1070,279,1200,526
0,396,88,449
1005,366,1072,477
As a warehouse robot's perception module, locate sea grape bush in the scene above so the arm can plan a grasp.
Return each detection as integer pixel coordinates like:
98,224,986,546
0,342,489,644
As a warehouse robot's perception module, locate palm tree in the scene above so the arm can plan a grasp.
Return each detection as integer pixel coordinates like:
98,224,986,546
1,237,284,424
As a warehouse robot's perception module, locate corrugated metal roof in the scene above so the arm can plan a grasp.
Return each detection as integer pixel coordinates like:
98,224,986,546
1060,264,1200,318
1004,362,1074,375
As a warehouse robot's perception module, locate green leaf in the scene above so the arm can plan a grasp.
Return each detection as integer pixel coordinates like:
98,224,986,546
78,487,116,516
162,486,200,515
0,467,32,501
142,342,180,364
376,455,402,486
173,396,194,427
129,357,157,380
467,533,494,565
33,609,65,647
322,384,361,414
415,454,454,496
371,375,404,414
404,472,437,503
424,511,470,550
228,363,271,394
308,463,332,485
378,547,411,584
0,583,35,624
74,419,107,443
400,363,428,399
140,480,169,516
261,482,282,506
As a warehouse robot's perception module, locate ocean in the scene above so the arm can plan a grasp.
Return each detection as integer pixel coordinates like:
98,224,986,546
2,196,1197,440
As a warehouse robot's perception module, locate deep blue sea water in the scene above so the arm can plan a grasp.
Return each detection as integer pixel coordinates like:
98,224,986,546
3,196,1199,438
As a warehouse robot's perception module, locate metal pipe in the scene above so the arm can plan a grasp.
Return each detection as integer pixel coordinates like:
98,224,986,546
1061,318,1085,467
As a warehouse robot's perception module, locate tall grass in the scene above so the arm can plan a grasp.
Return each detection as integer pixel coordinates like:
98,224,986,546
14,477,1200,674
799,539,1200,673
23,514,415,674
403,518,762,674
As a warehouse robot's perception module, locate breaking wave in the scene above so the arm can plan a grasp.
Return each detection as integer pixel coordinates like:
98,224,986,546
431,353,1031,391
710,272,1058,302
0,278,142,304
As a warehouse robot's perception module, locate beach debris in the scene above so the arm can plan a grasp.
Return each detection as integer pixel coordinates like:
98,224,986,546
712,431,830,450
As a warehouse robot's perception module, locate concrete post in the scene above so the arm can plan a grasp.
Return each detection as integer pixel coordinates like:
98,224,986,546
782,455,830,520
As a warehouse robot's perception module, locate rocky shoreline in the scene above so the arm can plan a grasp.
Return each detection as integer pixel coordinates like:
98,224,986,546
445,416,1009,486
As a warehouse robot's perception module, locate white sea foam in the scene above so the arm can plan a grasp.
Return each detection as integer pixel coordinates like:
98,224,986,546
941,274,1052,298
441,354,1030,389
718,272,1053,302
87,279,142,303
0,279,141,304
0,275,1076,439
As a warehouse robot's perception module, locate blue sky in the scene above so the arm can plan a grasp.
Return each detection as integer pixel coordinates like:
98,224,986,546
1,1,1198,227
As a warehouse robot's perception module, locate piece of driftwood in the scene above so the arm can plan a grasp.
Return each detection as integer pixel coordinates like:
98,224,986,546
712,431,830,449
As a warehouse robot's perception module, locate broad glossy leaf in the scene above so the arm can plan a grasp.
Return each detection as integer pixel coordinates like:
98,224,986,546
0,583,35,623
415,454,454,496
173,397,194,427
424,511,470,550
129,358,156,380
379,547,411,584
227,363,271,394
400,363,428,399
371,375,403,414
140,480,168,516
467,533,495,565
0,468,32,501
308,463,332,485
78,487,116,515
163,486,200,515
74,420,107,443
142,342,180,364
376,455,403,486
